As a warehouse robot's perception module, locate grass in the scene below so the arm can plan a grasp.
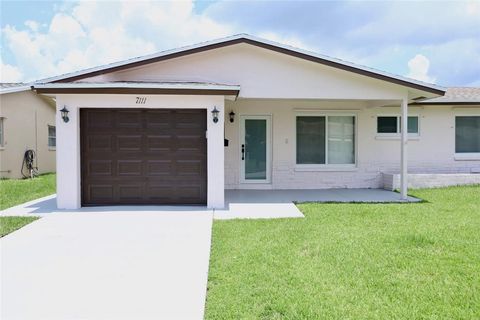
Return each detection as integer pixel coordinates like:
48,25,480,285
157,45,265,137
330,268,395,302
0,216,39,237
0,174,54,237
205,186,480,319
0,173,56,210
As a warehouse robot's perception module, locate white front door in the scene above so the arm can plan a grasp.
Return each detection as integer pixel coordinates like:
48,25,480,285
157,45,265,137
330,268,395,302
239,115,272,183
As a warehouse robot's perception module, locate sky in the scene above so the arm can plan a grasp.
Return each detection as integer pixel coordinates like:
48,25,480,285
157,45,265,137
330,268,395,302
1,0,479,86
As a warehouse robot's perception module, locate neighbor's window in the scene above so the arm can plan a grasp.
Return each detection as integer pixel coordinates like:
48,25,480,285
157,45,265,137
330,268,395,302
377,116,419,134
296,115,355,165
456,116,480,153
0,118,4,147
48,125,56,148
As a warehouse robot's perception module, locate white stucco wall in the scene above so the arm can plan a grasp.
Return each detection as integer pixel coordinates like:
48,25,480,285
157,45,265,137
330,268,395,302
0,91,56,179
224,99,480,189
80,43,412,100
55,94,224,209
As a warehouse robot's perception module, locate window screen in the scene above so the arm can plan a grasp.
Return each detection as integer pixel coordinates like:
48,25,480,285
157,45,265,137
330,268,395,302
328,116,355,164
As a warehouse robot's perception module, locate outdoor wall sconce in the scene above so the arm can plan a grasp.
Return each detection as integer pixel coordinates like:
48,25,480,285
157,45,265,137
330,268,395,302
229,111,235,123
212,107,219,123
60,106,70,123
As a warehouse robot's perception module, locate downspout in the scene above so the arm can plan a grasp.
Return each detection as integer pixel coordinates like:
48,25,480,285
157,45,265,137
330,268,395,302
400,97,408,200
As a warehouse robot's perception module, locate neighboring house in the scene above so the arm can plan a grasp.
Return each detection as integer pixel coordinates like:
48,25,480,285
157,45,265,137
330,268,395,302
0,83,56,179
31,34,480,209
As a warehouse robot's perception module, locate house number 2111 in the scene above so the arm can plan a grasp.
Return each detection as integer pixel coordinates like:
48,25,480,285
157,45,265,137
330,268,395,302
136,97,147,104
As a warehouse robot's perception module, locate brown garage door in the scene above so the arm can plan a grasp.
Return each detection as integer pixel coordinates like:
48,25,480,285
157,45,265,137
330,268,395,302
80,108,207,205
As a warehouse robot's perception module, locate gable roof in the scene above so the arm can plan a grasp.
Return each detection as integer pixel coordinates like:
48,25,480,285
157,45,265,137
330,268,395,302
39,34,445,95
0,83,30,94
412,87,480,105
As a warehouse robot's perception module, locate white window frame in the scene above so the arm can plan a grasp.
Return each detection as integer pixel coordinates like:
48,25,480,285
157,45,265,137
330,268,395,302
48,125,56,149
454,114,480,161
294,112,358,171
375,114,420,139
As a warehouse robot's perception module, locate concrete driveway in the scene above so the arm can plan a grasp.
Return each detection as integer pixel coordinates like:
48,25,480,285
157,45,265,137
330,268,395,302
1,207,213,320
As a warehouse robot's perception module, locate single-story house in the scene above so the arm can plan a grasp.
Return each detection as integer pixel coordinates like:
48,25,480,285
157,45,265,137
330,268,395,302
32,34,480,209
0,83,56,179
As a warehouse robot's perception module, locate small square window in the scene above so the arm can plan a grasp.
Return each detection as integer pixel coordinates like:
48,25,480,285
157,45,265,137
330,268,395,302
407,116,419,134
377,117,398,133
48,125,56,148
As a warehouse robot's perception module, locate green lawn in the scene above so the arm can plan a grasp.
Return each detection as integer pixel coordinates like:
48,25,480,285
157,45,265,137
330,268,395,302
0,216,39,237
206,186,480,319
0,173,56,210
0,174,54,237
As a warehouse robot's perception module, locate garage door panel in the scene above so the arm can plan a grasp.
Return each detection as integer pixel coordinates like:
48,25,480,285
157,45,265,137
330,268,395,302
117,135,143,151
146,135,173,151
146,110,174,129
117,160,143,176
88,185,114,202
116,111,143,128
88,160,113,176
176,160,203,176
177,186,205,202
147,160,173,176
86,110,113,129
118,185,143,200
147,185,175,201
81,108,207,205
88,135,112,151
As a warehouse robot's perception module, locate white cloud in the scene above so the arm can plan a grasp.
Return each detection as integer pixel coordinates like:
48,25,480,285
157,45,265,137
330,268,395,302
1,0,233,82
24,20,39,32
407,54,436,83
0,58,23,82
257,31,317,51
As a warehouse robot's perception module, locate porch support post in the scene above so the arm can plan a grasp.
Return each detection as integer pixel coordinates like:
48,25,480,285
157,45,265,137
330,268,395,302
400,97,408,200
207,103,225,209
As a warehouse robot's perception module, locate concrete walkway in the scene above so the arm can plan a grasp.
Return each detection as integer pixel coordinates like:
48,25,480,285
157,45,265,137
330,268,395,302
214,188,420,220
1,207,213,320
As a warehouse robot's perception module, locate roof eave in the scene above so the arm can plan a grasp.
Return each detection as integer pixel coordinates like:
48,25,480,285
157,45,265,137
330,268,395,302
32,83,240,96
0,86,31,95
410,101,480,106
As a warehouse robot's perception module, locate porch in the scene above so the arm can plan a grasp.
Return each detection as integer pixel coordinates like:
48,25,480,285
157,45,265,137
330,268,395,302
215,189,420,220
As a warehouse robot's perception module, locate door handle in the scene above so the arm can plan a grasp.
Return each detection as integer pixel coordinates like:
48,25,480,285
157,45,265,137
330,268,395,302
241,144,245,160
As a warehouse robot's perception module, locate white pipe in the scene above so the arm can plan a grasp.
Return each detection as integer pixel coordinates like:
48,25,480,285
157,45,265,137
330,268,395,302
400,98,408,200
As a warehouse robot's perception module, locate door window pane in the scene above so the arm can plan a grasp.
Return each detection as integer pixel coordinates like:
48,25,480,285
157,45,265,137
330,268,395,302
456,116,480,153
377,117,397,133
296,117,326,164
245,119,267,180
328,116,355,164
